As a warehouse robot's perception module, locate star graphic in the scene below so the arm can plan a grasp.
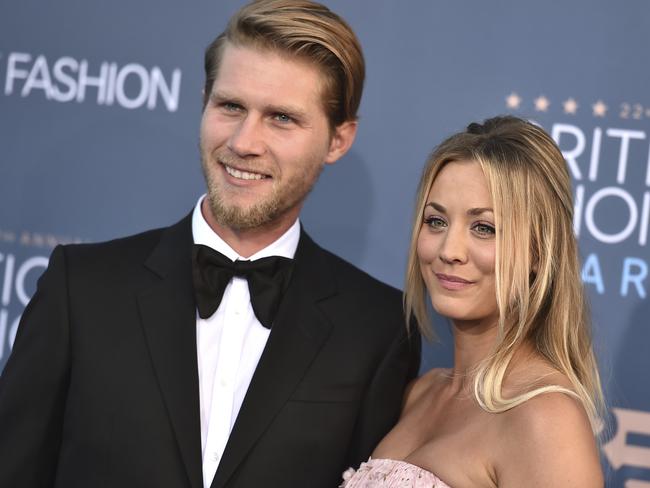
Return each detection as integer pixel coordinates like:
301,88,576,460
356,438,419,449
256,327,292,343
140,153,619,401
592,100,608,117
563,98,578,115
505,92,522,110
534,95,550,112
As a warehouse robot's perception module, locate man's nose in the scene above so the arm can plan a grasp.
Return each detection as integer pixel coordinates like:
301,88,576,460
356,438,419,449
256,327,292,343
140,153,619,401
228,114,265,157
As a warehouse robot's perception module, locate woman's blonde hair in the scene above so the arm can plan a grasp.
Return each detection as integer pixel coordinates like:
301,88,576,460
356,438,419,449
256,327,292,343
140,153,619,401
405,116,604,431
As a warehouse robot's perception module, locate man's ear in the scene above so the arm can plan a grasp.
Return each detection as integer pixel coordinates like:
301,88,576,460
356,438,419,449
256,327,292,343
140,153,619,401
324,120,358,164
201,88,207,112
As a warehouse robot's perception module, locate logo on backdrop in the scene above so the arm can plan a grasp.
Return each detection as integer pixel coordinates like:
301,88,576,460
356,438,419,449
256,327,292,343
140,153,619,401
0,229,84,370
0,51,182,112
505,92,649,301
603,409,650,480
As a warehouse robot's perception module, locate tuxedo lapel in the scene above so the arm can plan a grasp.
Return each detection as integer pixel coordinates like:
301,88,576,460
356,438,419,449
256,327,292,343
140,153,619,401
211,230,337,488
136,214,203,488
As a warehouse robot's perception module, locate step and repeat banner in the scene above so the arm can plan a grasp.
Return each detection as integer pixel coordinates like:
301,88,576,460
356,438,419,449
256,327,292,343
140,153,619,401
1,1,648,485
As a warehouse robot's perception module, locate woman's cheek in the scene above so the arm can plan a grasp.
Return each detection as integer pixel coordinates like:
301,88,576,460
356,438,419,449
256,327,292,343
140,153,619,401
472,243,496,274
416,229,437,263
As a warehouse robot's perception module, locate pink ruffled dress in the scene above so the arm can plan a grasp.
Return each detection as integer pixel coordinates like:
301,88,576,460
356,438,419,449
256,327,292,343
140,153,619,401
340,458,452,488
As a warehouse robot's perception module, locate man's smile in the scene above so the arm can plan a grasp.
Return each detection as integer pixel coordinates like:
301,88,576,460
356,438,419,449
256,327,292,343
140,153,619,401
221,162,271,181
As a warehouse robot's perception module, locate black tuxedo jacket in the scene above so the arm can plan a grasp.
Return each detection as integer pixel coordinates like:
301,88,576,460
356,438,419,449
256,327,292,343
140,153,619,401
0,214,420,488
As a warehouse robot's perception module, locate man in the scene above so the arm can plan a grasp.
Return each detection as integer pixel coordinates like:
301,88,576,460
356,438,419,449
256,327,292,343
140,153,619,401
0,1,420,487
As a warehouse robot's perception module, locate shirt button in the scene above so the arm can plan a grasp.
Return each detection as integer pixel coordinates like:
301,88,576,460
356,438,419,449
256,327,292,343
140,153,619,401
220,378,228,388
212,452,220,462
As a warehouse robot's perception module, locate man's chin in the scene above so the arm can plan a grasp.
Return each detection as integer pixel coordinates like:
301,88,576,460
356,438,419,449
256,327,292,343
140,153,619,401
206,197,279,231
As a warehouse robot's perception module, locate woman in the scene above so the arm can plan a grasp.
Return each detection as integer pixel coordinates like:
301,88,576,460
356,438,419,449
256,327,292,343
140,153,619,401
342,116,605,487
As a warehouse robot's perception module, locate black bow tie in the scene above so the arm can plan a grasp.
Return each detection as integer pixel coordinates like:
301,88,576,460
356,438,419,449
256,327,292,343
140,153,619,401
191,244,294,328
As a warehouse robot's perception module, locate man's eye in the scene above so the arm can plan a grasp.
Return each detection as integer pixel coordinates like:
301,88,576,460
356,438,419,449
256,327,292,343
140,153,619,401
220,102,242,112
273,113,292,123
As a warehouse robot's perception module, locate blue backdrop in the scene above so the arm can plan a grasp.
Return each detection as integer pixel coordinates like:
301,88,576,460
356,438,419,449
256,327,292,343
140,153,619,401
1,1,649,486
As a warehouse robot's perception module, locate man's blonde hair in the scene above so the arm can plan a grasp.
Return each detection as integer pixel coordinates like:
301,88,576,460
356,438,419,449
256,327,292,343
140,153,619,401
203,0,365,129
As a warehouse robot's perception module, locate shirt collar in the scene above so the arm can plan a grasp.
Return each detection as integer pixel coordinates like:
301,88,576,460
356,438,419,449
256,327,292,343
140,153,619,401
191,194,300,261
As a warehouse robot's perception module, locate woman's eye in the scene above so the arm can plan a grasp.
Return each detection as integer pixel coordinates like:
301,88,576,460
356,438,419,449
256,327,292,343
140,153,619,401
423,216,446,229
473,222,495,236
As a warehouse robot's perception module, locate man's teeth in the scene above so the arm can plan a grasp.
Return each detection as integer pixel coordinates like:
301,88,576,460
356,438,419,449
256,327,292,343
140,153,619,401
224,164,266,180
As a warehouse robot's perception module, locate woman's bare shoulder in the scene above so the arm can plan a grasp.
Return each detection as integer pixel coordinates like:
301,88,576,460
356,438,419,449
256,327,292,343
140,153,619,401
493,386,602,487
503,348,573,394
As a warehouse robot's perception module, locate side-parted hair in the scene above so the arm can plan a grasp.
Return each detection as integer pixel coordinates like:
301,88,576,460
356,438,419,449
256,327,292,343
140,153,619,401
203,0,365,129
405,116,604,432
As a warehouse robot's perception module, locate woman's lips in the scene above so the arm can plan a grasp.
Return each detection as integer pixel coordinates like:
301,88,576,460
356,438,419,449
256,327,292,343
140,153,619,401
434,273,475,290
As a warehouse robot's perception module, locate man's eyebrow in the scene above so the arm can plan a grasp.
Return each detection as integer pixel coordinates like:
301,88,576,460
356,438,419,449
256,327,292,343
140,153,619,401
209,91,308,120
265,103,308,120
209,91,241,104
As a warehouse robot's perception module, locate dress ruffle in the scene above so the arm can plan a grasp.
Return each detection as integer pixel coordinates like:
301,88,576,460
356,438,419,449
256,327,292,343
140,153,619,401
340,458,451,487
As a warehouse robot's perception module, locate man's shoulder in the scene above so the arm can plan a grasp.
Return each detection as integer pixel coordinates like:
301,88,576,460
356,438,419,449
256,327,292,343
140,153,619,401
61,226,164,261
309,241,416,352
56,214,191,268
310,240,401,302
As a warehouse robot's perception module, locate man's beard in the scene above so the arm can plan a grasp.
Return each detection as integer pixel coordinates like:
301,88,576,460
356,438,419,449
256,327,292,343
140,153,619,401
200,149,324,231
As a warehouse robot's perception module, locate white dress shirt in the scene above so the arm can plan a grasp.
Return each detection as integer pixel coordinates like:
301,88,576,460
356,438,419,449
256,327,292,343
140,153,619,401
191,195,300,488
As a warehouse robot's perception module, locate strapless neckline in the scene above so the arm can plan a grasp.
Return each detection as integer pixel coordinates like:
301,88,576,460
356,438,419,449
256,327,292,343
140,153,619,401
340,457,452,487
